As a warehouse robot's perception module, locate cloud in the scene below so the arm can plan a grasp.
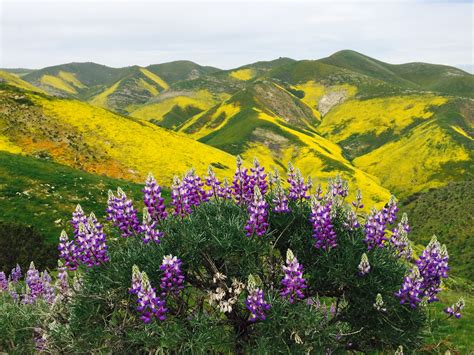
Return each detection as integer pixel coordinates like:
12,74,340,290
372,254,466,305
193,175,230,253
1,0,472,69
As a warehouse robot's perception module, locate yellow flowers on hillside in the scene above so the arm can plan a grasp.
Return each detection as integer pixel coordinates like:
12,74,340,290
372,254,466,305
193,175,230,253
40,74,78,94
229,69,255,81
0,71,47,94
28,95,237,185
319,95,448,142
130,90,226,121
354,121,470,196
179,102,241,139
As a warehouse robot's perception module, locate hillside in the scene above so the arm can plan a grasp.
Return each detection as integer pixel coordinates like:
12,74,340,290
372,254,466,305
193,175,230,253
320,50,474,98
0,82,237,185
0,151,145,243
400,181,474,280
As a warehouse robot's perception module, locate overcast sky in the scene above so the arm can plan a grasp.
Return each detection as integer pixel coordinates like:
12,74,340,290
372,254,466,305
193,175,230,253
0,0,472,70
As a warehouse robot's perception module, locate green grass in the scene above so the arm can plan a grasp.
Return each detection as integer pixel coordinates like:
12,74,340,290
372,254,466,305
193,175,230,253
0,151,153,244
400,181,474,281
423,280,474,353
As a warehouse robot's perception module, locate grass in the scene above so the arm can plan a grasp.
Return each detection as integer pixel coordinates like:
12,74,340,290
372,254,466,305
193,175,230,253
0,151,147,244
400,181,474,281
424,281,474,353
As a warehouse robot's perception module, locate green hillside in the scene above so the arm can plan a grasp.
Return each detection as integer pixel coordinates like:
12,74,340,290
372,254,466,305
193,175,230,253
401,181,474,280
146,60,221,84
0,151,145,244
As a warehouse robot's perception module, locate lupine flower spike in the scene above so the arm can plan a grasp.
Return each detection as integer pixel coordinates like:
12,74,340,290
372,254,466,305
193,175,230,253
415,236,449,303
232,156,252,204
310,197,337,250
143,173,168,221
0,272,7,292
287,164,310,201
280,249,307,303
444,298,465,319
245,187,269,237
131,267,167,323
245,275,271,322
373,293,386,311
205,166,222,199
358,253,370,275
160,255,185,297
107,188,140,237
250,158,268,195
273,181,290,213
140,208,163,244
390,213,412,259
10,264,22,282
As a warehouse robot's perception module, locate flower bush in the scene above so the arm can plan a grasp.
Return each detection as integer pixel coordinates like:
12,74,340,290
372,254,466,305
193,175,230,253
0,158,463,353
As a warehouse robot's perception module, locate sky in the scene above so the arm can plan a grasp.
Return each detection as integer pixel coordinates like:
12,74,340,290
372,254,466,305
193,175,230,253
0,0,472,70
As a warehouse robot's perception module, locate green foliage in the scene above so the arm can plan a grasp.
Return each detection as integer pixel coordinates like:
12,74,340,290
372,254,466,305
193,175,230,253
54,199,426,352
0,151,148,244
0,222,56,273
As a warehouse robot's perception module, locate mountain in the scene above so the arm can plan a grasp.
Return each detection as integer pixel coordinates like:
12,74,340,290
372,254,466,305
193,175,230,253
0,80,237,185
320,50,474,98
2,50,473,280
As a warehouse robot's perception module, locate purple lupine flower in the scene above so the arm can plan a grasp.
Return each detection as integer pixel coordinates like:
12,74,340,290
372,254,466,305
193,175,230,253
272,182,290,213
41,271,56,304
205,166,222,199
33,328,47,352
329,175,348,199
71,204,88,234
364,208,388,250
310,198,337,251
219,178,233,199
143,173,168,221
129,265,142,295
358,253,370,275
10,264,22,282
58,230,78,270
87,212,109,265
133,270,167,323
106,188,140,237
444,298,465,319
344,209,360,230
232,156,252,205
314,183,324,201
140,208,163,244
280,249,307,303
383,196,398,225
246,287,271,322
183,169,208,207
56,260,70,301
22,262,44,304
8,283,19,302
268,168,280,192
395,266,423,308
330,303,337,317
352,189,364,210
244,187,269,237
415,236,449,303
160,255,185,297
390,213,412,259
287,164,310,201
171,176,192,217
0,272,7,291
249,158,268,196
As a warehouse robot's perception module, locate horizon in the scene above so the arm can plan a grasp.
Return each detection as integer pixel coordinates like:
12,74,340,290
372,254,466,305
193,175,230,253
0,50,472,73
1,0,472,70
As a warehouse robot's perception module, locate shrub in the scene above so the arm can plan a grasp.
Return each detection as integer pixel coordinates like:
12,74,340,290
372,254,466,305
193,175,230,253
0,160,461,353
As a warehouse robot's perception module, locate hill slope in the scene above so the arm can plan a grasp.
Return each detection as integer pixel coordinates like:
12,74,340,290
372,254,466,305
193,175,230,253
0,83,237,185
